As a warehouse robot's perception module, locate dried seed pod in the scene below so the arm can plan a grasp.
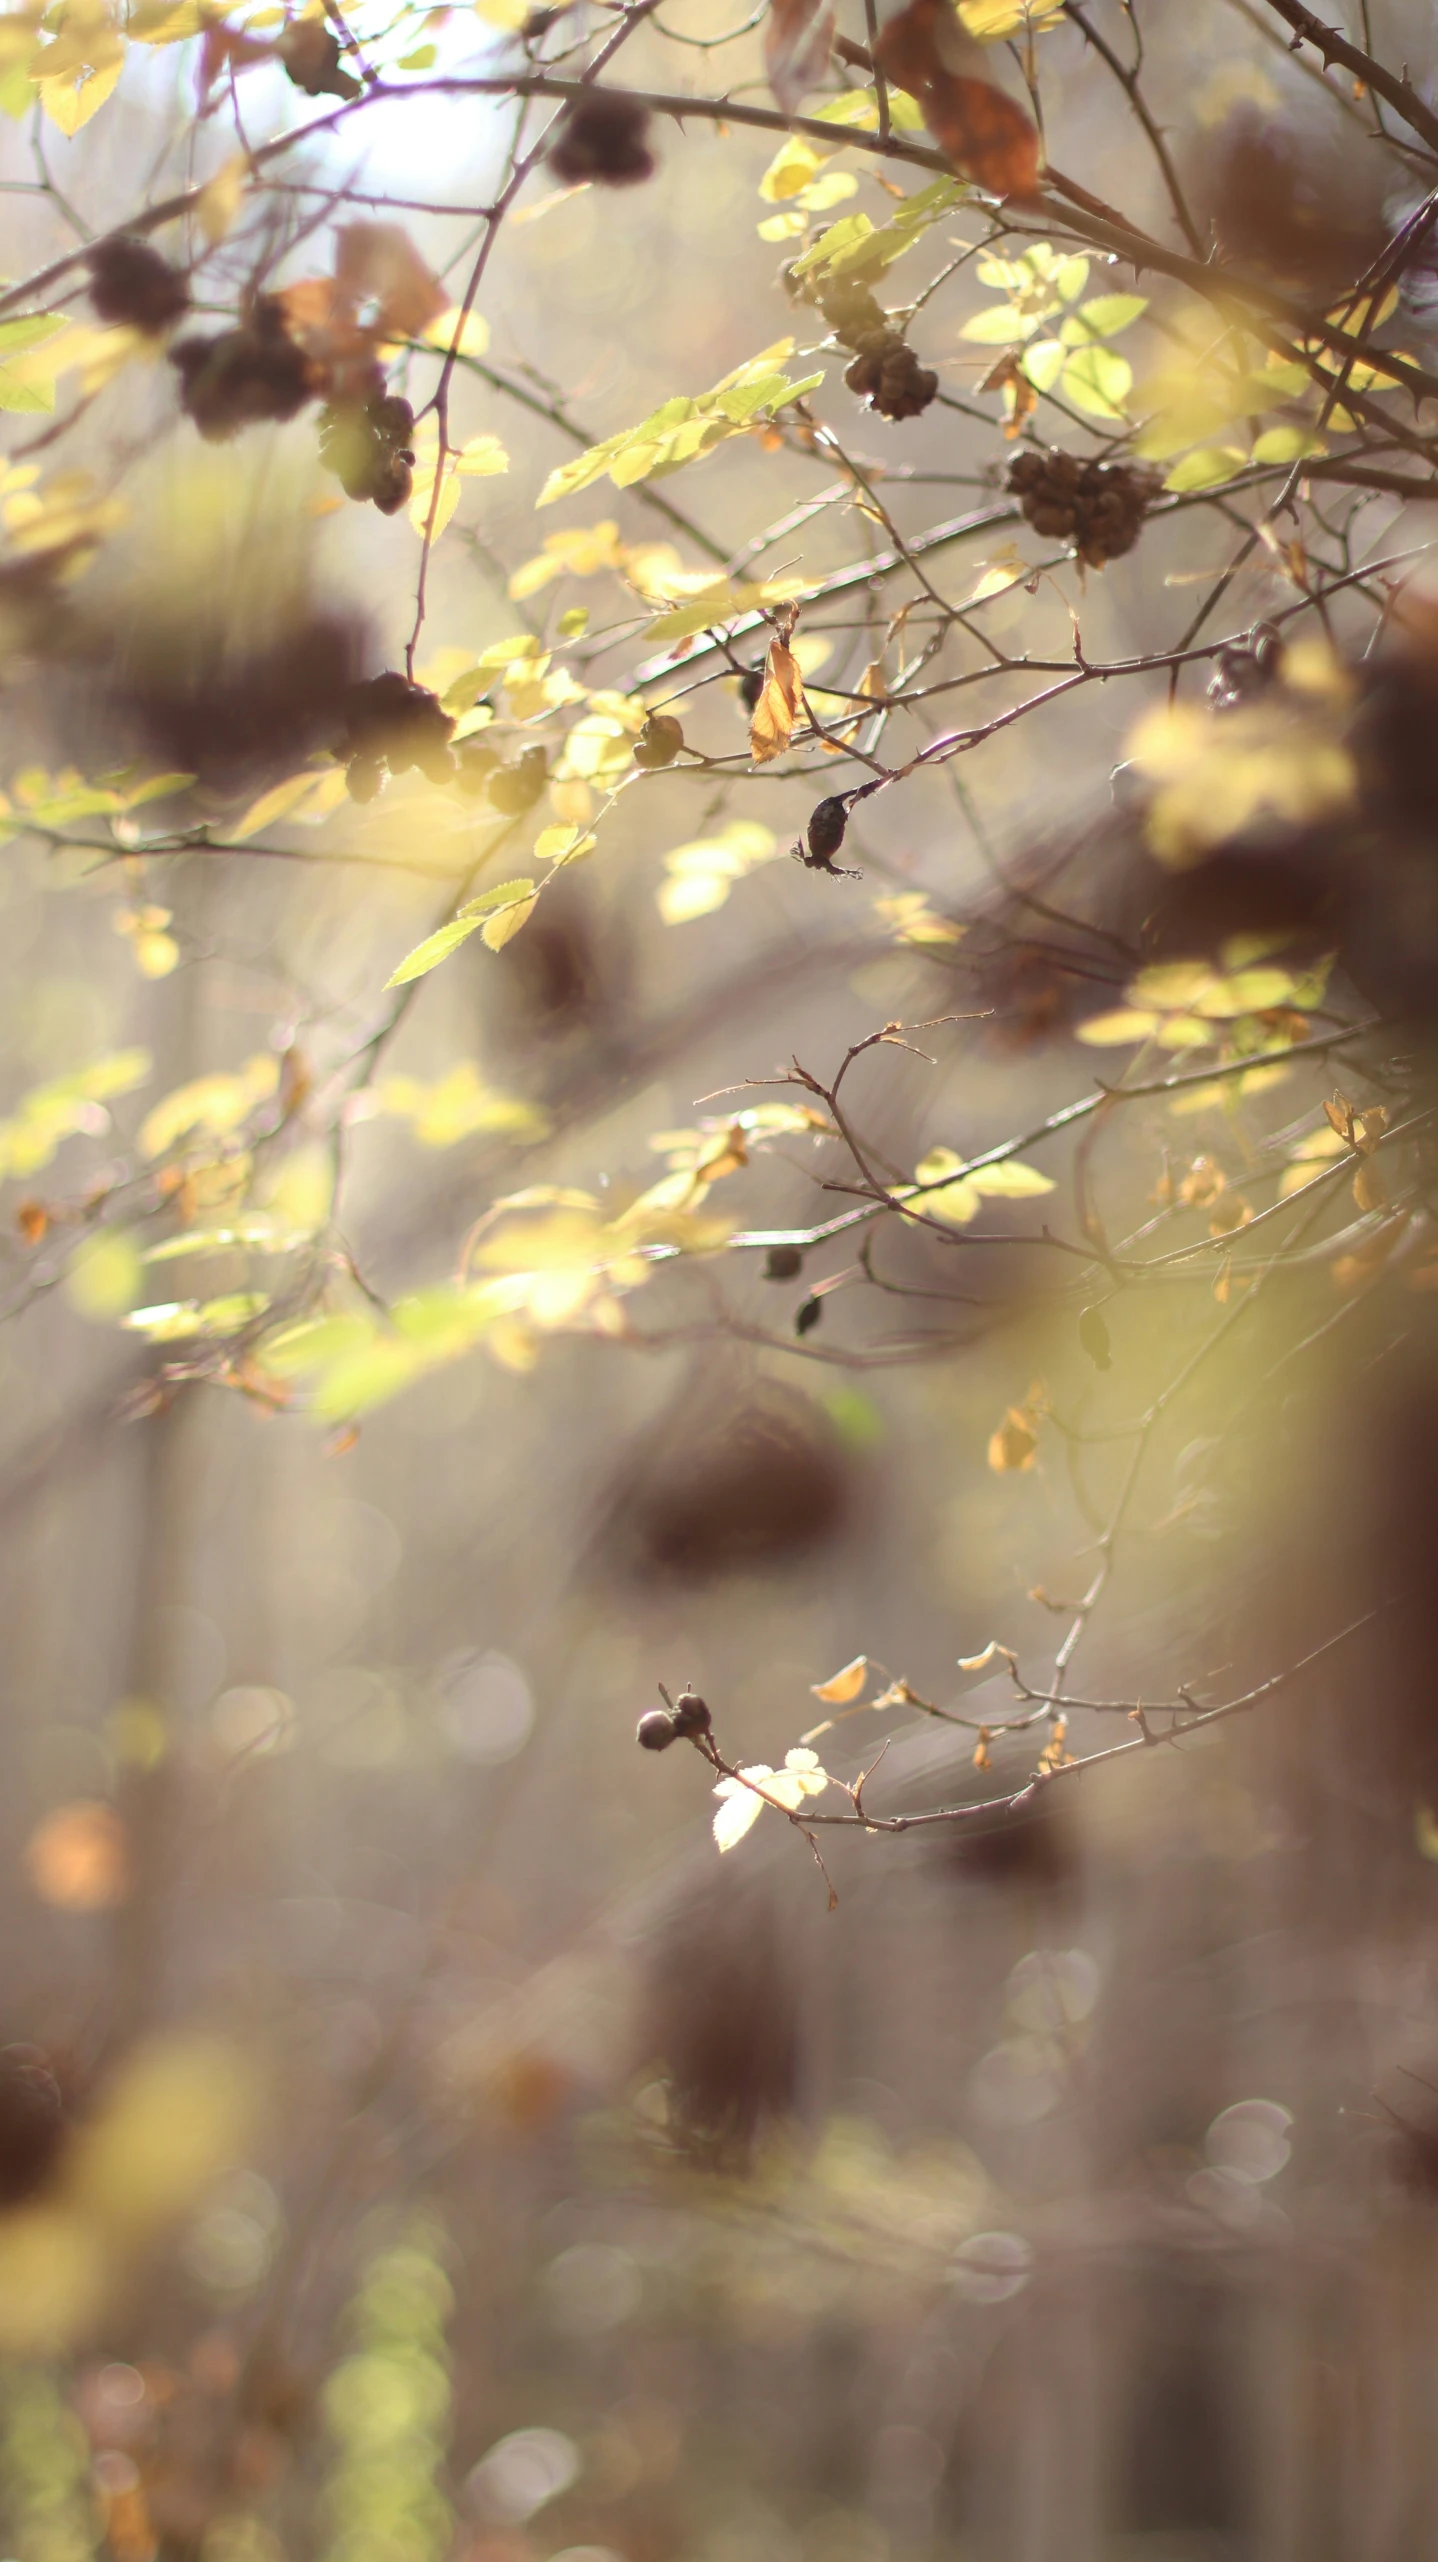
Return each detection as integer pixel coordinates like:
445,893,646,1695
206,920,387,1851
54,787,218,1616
170,296,314,443
319,392,416,510
764,1244,804,1282
843,330,938,421
795,1294,822,1336
1078,1304,1112,1371
488,746,548,814
337,672,456,791
548,91,656,187
805,796,849,864
738,666,766,715
669,1688,712,1739
1007,447,1163,569
633,712,685,769
636,1707,678,1751
87,235,190,335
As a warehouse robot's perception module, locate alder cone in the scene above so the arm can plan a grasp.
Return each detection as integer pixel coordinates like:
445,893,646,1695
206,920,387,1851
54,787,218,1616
843,332,938,422
1007,447,1162,568
547,91,655,187
170,297,313,442
319,392,416,511
87,236,190,334
337,672,456,789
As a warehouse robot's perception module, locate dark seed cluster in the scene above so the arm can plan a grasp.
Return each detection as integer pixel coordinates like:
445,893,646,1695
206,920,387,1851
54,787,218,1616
802,274,939,422
319,392,416,514
170,297,313,443
336,672,456,801
548,91,656,187
635,1688,712,1751
1007,448,1163,568
87,235,190,335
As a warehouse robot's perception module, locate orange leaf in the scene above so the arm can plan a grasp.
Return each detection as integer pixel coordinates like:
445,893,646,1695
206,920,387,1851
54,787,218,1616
764,0,835,114
750,635,806,763
874,0,1040,198
988,1406,1038,1471
810,1654,868,1704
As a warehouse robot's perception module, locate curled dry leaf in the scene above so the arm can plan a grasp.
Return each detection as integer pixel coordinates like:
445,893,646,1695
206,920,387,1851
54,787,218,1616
764,0,836,114
874,0,1041,199
750,627,807,763
810,1653,868,1704
334,223,448,341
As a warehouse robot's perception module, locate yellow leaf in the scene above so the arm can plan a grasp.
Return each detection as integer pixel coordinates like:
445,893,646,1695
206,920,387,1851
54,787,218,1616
534,824,596,867
195,152,249,247
423,303,490,357
959,0,1065,29
36,45,122,133
480,892,538,950
810,1653,868,1704
65,1227,142,1320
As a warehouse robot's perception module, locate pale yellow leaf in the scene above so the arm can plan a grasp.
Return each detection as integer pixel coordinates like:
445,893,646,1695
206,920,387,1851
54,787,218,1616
480,892,538,951
196,153,249,247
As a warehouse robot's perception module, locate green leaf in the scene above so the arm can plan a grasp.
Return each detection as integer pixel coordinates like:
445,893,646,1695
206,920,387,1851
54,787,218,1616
1061,344,1132,418
0,369,55,413
0,312,67,356
1251,423,1327,464
1021,337,1066,393
1162,445,1245,493
536,348,821,505
385,915,485,986
385,879,539,986
1065,292,1147,340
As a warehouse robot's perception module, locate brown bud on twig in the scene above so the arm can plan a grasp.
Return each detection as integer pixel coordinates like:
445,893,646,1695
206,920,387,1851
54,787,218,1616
636,1707,678,1751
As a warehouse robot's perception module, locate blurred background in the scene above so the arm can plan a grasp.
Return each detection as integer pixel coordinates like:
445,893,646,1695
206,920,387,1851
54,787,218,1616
2,3,1438,2559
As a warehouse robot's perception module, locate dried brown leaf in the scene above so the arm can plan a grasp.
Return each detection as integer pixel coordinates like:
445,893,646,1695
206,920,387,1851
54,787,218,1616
874,0,1040,197
750,634,806,763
